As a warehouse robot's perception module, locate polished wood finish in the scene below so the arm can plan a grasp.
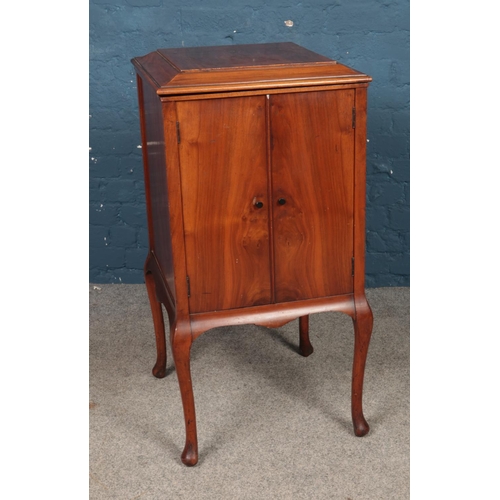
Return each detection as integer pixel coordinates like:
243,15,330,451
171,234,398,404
138,75,176,302
270,90,355,302
177,96,271,313
132,42,370,96
190,293,356,340
170,319,197,466
351,296,373,436
132,43,373,466
161,82,369,102
351,86,374,436
144,263,167,378
299,315,313,357
158,42,334,72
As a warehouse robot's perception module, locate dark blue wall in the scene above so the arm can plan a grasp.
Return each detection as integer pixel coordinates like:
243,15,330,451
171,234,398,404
89,0,410,286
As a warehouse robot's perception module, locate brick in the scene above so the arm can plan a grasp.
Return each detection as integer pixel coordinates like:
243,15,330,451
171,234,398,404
403,184,410,204
107,269,145,284
366,273,394,287
90,246,126,269
90,226,109,248
125,0,162,9
368,161,391,176
109,225,137,246
104,179,137,203
366,205,389,231
366,231,387,252
391,159,410,182
119,156,143,178
89,204,119,226
90,108,137,133
125,248,148,269
370,86,410,111
369,182,404,205
253,6,326,35
89,178,102,202
89,268,105,282
392,110,410,136
108,131,136,156
364,31,409,66
357,59,392,89
324,4,404,34
181,0,269,7
119,155,142,169
366,252,390,275
137,227,149,247
179,7,252,34
367,133,409,160
397,275,410,286
389,253,410,275
134,179,146,200
91,4,181,39
367,272,409,287
388,206,410,231
89,156,121,179
403,231,410,247
368,109,393,136
89,130,135,157
383,229,404,253
368,228,402,253
367,273,409,287
119,204,147,227
365,274,378,288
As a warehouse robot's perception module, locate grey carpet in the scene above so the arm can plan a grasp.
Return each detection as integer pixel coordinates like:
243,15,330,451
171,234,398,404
90,286,409,500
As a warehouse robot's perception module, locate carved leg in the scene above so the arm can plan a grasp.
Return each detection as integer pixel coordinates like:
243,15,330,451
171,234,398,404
144,269,167,379
298,315,314,357
171,322,198,466
351,297,373,437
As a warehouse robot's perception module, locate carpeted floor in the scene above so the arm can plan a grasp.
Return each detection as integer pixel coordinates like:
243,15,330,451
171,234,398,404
90,285,409,499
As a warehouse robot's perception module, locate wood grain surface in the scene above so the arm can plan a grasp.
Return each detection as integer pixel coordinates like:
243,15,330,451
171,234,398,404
177,96,272,313
270,90,355,302
132,43,371,96
134,43,373,466
138,75,176,302
157,42,335,72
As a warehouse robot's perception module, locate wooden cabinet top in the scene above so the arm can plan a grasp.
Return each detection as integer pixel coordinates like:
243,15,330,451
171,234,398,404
132,42,371,96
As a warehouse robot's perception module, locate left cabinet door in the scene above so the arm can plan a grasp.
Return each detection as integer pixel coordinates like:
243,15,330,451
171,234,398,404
177,96,271,313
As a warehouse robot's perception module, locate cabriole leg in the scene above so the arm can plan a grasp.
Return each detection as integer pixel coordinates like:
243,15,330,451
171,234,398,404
171,322,198,466
298,315,314,357
144,269,167,379
351,297,373,437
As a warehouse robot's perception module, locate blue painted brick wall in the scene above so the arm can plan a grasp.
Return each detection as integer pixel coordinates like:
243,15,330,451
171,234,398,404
89,0,410,286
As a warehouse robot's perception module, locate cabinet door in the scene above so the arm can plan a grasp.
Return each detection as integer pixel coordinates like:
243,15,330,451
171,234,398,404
270,90,355,302
177,96,271,313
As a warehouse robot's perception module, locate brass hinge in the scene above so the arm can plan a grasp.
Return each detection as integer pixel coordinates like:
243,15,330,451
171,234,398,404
352,108,356,129
176,121,181,144
186,275,191,297
351,257,355,277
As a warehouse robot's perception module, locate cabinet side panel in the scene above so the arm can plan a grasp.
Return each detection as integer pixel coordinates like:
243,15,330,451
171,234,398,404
177,96,271,313
271,90,355,302
140,78,175,300
353,87,368,295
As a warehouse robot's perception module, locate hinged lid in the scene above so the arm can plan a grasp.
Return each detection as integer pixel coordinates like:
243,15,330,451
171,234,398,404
132,42,371,96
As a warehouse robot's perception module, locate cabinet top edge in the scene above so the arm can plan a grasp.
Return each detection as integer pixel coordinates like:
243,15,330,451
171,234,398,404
131,42,372,95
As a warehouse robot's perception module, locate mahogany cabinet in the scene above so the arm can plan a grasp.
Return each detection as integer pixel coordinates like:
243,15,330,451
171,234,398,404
132,42,373,466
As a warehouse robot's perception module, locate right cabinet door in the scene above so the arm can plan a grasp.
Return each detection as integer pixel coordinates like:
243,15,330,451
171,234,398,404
270,90,355,303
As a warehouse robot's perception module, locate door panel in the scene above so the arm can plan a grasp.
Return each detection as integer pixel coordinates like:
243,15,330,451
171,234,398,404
270,90,355,302
177,96,271,313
